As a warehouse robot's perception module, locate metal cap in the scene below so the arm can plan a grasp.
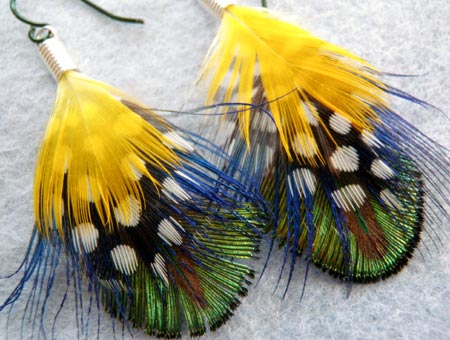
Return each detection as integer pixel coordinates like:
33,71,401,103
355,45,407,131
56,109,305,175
197,0,236,18
37,27,78,80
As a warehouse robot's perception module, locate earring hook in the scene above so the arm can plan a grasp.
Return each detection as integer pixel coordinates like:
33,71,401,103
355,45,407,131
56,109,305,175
79,0,144,24
10,0,144,44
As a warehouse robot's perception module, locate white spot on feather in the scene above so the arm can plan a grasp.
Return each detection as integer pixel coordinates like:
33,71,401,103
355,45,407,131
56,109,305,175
288,168,317,198
100,279,126,291
111,244,138,276
72,223,99,253
125,155,146,180
255,113,278,133
361,130,382,148
331,184,367,211
303,104,319,127
371,159,395,179
329,112,352,135
265,145,275,169
162,177,190,201
163,131,194,152
158,217,184,245
175,170,198,186
292,133,318,158
79,176,99,203
151,253,169,285
380,189,403,210
251,85,260,99
330,146,359,172
130,159,145,180
227,137,237,155
114,195,141,227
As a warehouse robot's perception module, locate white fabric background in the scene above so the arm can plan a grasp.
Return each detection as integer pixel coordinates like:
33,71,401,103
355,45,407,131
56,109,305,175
0,1,449,339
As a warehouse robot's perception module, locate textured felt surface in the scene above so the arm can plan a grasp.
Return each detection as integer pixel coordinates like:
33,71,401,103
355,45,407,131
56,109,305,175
1,0,449,339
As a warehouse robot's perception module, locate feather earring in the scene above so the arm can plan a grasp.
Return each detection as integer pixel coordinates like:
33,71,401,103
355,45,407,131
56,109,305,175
196,0,450,289
1,1,265,338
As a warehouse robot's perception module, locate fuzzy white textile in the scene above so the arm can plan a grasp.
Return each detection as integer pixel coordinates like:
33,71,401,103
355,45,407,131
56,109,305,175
0,1,449,339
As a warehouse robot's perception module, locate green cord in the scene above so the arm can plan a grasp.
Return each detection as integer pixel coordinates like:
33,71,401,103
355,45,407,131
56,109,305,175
80,0,144,24
10,0,47,28
10,0,144,43
261,0,268,7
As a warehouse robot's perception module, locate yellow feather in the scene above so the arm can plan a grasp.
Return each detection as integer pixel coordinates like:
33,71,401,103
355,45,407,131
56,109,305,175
34,71,184,237
201,5,386,163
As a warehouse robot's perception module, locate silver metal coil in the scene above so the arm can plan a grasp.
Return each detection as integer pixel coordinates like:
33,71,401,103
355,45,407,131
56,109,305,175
37,27,78,80
197,0,236,18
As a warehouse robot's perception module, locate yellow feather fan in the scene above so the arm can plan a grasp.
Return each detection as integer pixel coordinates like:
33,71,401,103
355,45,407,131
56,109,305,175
35,70,181,236
200,2,385,164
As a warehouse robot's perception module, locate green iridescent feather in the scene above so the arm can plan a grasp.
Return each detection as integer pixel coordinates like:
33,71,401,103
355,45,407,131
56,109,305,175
260,146,424,282
211,89,449,288
99,210,261,338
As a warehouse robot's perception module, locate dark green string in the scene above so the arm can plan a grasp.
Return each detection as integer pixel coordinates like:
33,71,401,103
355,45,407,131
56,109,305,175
80,0,144,24
10,0,144,43
261,0,268,7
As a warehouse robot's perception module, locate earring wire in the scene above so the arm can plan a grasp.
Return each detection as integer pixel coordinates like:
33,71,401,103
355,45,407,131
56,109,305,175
10,0,144,43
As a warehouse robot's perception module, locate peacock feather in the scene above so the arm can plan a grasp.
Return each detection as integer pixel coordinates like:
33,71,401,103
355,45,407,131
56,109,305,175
197,1,450,287
1,28,265,339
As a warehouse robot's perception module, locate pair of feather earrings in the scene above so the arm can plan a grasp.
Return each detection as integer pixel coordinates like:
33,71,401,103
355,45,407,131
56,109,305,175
2,0,449,339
